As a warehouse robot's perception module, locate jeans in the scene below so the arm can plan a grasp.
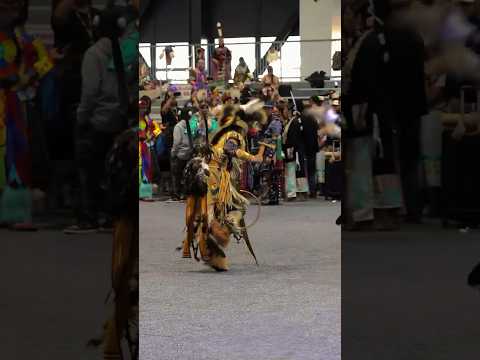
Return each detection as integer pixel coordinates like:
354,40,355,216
171,157,189,198
306,155,317,195
75,125,116,225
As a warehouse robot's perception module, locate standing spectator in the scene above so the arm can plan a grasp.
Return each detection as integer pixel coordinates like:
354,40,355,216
0,0,54,230
342,0,425,230
386,2,428,223
301,103,320,198
266,110,284,205
261,85,275,102
170,109,193,201
51,0,100,208
139,96,162,201
277,100,291,198
170,101,218,200
52,0,99,104
159,88,178,199
262,65,280,90
283,110,309,202
64,7,129,234
234,57,252,85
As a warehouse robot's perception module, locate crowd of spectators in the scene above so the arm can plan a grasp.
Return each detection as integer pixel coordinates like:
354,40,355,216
139,67,342,207
342,0,480,230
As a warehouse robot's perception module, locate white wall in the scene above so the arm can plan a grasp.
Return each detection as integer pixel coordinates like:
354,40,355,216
300,0,341,78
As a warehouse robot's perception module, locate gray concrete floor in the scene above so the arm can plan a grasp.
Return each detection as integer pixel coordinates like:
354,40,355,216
140,199,341,360
343,223,480,360
2,229,111,360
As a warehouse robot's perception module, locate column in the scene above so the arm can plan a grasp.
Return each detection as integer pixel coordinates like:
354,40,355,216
300,0,341,79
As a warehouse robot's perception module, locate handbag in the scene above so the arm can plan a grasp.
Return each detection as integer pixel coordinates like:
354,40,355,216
0,167,32,223
275,137,284,161
139,182,153,199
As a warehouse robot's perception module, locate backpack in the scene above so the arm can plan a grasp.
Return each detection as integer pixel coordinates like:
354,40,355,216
155,132,169,158
155,133,168,158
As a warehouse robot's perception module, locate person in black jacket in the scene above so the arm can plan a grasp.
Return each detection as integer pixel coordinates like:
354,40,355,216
301,104,320,198
160,90,178,199
387,24,428,223
51,0,100,160
343,0,424,230
283,109,309,201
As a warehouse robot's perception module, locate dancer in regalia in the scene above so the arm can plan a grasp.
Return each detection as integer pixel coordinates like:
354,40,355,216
182,100,267,271
211,22,232,83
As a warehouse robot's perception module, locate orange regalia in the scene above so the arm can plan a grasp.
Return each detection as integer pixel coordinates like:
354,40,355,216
182,100,266,271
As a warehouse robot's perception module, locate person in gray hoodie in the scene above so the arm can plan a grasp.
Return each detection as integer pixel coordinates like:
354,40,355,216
170,102,218,200
171,116,194,163
65,6,134,233
170,105,198,201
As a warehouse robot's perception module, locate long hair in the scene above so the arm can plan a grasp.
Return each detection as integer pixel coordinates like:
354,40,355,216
14,0,29,27
105,128,138,218
139,95,152,114
369,0,391,64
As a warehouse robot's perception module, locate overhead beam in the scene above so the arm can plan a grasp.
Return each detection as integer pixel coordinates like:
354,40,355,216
253,9,299,79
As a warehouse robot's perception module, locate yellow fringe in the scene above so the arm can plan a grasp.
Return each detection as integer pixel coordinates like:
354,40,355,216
218,168,232,221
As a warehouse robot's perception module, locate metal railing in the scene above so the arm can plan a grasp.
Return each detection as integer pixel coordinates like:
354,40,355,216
139,38,341,84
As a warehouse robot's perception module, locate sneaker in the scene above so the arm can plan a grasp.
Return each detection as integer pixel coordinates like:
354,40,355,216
64,224,97,235
98,220,114,234
297,193,308,202
468,262,480,288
